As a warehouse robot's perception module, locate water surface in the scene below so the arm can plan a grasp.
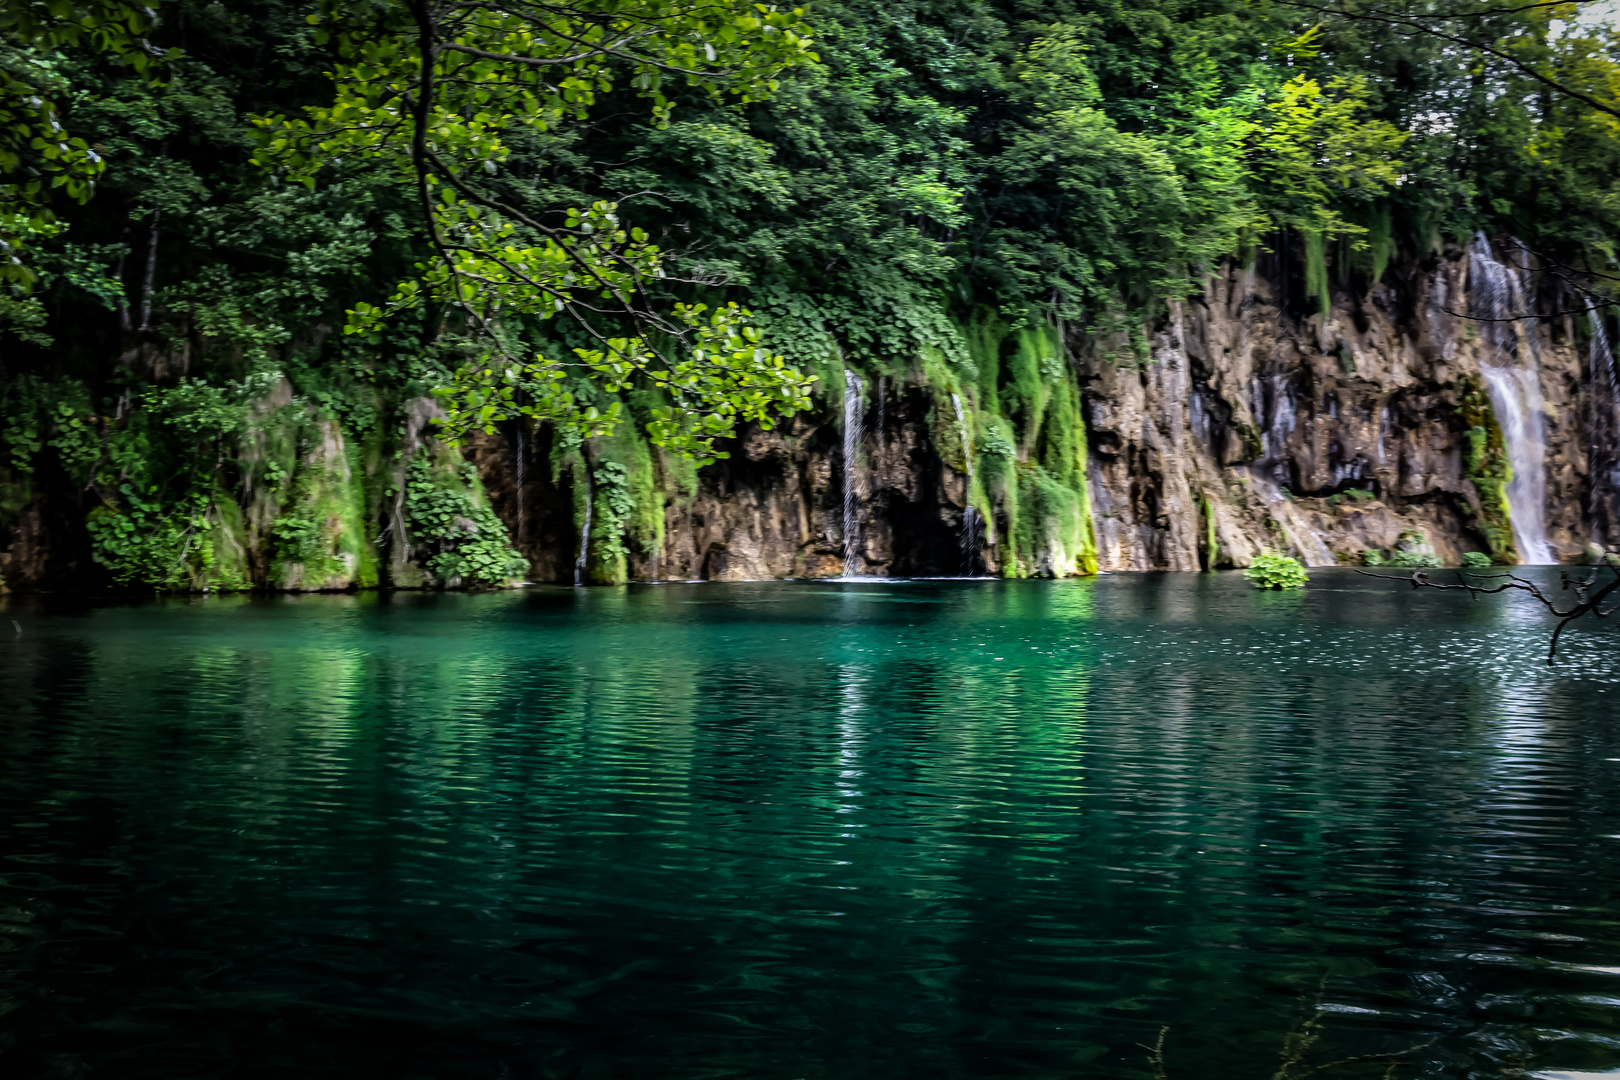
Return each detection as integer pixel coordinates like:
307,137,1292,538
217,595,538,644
3,570,1620,1078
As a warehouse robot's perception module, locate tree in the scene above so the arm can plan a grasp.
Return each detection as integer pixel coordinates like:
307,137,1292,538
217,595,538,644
252,0,820,462
0,0,172,343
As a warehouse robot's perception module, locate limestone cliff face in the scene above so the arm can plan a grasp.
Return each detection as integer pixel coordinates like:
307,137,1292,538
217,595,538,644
481,380,983,583
2,238,1614,592
475,238,1612,583
1078,238,1610,572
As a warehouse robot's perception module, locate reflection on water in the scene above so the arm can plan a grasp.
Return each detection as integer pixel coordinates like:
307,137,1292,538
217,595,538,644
2,570,1620,1078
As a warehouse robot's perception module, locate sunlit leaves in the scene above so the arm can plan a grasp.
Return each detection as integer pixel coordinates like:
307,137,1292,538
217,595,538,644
0,0,172,288
431,299,815,463
251,0,815,458
1247,73,1408,242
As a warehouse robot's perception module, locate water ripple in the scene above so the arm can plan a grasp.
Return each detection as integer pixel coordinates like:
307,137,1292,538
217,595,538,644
1,572,1618,1077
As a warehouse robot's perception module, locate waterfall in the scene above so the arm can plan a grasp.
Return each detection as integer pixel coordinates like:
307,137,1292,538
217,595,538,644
961,506,981,576
951,393,978,575
1590,302,1620,536
574,467,593,586
1469,234,1555,564
842,370,865,577
1249,371,1300,490
1262,372,1296,471
1592,304,1618,390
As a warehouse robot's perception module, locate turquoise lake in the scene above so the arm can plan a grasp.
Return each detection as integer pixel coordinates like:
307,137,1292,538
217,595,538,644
3,570,1620,1078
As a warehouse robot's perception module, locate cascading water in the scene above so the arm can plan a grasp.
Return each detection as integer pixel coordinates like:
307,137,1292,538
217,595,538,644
842,370,866,577
1469,233,1556,564
951,393,979,575
1590,302,1620,537
960,506,980,575
1257,372,1297,474
1592,304,1618,390
1241,368,1336,563
574,467,593,587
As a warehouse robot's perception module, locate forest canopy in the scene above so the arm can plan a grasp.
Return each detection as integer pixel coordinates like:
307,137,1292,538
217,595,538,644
1,0,1618,586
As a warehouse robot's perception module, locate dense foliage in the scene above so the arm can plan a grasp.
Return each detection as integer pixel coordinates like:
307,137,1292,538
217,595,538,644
2,0,1618,588
1245,550,1308,589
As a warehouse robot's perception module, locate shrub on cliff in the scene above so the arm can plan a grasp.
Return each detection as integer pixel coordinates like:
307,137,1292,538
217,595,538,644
1387,529,1442,568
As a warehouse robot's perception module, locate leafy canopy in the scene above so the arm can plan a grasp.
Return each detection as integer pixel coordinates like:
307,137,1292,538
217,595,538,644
253,0,819,462
0,0,172,289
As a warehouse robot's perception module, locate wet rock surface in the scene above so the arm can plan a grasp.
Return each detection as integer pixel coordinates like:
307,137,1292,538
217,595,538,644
5,241,1616,590
1078,241,1610,571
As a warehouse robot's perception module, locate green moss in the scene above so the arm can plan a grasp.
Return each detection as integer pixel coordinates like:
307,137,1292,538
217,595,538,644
926,386,968,475
354,426,387,588
1324,487,1375,506
1202,495,1218,570
402,452,526,587
1457,376,1518,564
1368,205,1393,284
206,492,253,592
923,308,1094,578
1302,228,1330,318
1015,462,1093,576
1035,370,1096,574
961,305,1005,411
1007,322,1065,453
977,410,1020,573
583,460,631,585
267,420,376,589
1344,204,1394,287
598,415,663,560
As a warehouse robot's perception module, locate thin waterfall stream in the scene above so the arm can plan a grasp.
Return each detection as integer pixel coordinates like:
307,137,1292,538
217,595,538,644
574,466,593,586
1589,303,1620,543
1247,372,1335,565
1469,233,1556,564
842,370,865,577
951,393,979,574
1591,303,1619,487
1592,303,1618,390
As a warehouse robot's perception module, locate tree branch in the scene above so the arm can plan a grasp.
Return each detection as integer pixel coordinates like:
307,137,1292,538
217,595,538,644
1271,0,1620,122
1358,565,1620,664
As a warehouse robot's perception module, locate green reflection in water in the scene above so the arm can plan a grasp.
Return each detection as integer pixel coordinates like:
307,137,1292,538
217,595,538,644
2,571,1620,1078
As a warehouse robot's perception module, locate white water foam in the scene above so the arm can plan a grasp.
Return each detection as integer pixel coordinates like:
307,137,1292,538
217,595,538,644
574,466,593,586
950,393,980,574
842,370,866,577
1469,234,1555,564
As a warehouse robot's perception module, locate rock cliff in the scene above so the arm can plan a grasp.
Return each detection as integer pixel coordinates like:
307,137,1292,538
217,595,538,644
476,236,1616,582
2,236,1615,591
1080,236,1610,571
